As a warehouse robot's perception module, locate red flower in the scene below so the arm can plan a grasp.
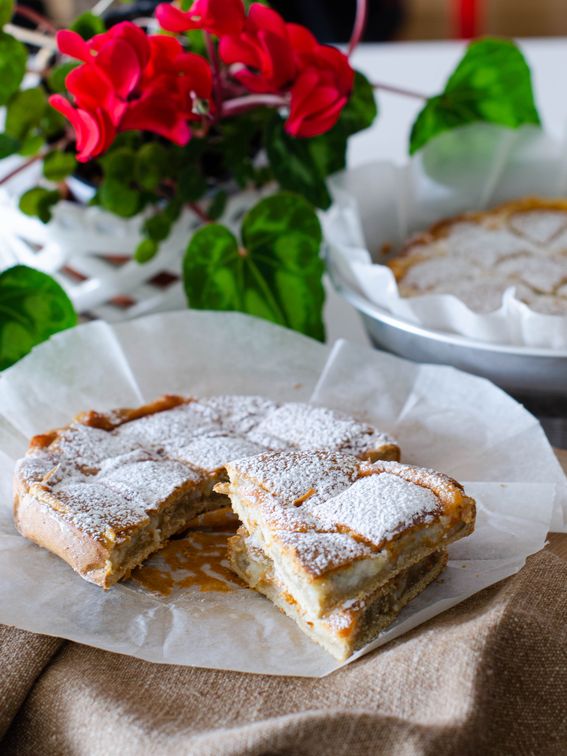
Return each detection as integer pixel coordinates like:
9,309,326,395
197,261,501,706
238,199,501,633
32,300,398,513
156,0,245,37
50,22,212,161
219,4,295,93
49,94,115,162
219,3,354,137
286,44,354,139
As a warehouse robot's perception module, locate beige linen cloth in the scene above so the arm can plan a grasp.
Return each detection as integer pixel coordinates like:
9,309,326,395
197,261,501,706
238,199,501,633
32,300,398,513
2,461,567,754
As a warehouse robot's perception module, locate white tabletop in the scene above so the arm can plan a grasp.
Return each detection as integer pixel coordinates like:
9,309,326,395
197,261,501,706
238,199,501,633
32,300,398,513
324,38,567,345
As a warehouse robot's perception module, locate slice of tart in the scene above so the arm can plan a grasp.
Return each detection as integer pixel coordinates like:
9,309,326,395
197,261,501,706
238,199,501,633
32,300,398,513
13,395,399,588
217,450,475,638
230,529,448,660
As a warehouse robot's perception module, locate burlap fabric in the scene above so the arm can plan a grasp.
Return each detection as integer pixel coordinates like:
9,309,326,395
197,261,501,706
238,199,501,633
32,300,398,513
3,452,567,755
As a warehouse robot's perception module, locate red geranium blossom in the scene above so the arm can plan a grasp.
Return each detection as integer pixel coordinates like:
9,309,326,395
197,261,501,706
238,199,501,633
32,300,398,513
156,0,245,37
50,22,212,161
218,4,296,93
286,33,354,138
219,3,354,137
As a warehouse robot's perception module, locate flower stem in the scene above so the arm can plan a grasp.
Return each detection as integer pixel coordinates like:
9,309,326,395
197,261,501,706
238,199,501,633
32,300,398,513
14,4,58,34
348,0,368,56
0,153,43,187
188,202,212,224
204,32,224,118
222,94,288,118
373,81,428,100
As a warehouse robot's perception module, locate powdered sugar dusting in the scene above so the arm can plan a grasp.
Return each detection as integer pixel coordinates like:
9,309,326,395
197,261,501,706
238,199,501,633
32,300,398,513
248,404,395,457
165,434,267,472
19,397,398,544
98,456,201,510
233,450,359,509
310,473,440,547
51,480,151,541
200,395,277,434
394,203,567,314
227,452,459,577
276,531,373,577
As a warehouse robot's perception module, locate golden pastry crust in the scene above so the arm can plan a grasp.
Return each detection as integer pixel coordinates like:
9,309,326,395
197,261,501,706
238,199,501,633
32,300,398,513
388,197,567,315
14,395,400,588
218,450,475,618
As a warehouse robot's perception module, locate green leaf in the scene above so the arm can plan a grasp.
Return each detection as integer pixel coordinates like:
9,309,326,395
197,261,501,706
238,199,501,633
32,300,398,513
19,134,44,156
177,163,206,202
47,62,79,94
410,37,541,155
99,177,142,217
307,128,348,178
70,11,105,40
40,105,66,139
19,187,60,223
142,211,172,242
183,192,325,340
338,70,378,137
0,32,27,106
0,0,13,26
5,87,47,140
266,115,332,209
185,29,206,56
217,111,266,187
43,152,77,181
101,147,136,179
135,143,169,191
207,190,227,221
134,238,158,264
0,132,19,158
0,265,77,370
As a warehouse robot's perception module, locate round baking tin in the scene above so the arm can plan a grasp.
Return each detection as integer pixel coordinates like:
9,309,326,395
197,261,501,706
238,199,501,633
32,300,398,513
328,260,567,446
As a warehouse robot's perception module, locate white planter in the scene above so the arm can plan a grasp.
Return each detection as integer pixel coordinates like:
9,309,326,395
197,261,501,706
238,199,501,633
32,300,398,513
0,158,260,321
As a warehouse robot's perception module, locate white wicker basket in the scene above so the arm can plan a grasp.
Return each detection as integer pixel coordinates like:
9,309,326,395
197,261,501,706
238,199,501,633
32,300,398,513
0,157,260,322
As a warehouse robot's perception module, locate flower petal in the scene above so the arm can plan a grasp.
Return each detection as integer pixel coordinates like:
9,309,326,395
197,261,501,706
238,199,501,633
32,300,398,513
156,3,196,33
56,30,92,62
95,37,142,99
120,95,191,145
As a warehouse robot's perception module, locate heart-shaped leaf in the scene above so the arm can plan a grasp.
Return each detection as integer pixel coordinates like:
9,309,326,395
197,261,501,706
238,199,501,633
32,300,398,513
183,192,325,340
0,0,13,26
19,187,61,223
0,32,27,106
43,151,77,181
5,87,47,141
0,265,77,370
410,38,541,154
266,116,332,210
337,70,378,138
0,132,19,158
70,11,105,40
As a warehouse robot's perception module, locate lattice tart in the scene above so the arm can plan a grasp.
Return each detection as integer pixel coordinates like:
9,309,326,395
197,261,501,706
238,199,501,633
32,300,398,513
388,197,567,315
13,395,399,588
218,450,476,659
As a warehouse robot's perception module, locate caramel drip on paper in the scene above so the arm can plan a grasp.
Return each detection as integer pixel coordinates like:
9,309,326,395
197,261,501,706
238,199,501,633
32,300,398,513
131,507,244,596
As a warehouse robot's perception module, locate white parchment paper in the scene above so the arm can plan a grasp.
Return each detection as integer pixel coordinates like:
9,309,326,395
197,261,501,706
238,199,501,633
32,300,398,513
324,123,567,348
0,311,565,677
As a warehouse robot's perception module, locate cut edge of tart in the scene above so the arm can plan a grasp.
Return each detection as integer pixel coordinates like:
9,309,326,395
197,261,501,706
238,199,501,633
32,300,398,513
229,528,448,661
217,450,475,619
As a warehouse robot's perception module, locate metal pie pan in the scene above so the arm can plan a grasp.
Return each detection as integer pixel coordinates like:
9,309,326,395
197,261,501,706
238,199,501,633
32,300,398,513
328,264,567,402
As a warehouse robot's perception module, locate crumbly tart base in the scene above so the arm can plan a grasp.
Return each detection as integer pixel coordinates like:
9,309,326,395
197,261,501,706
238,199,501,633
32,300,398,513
14,395,399,588
230,529,448,660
